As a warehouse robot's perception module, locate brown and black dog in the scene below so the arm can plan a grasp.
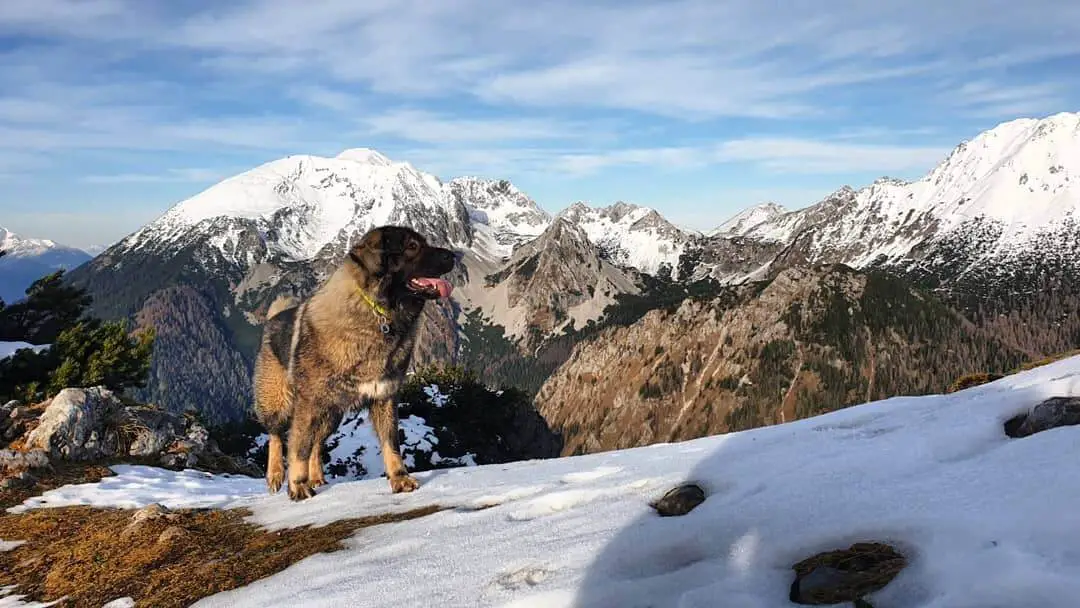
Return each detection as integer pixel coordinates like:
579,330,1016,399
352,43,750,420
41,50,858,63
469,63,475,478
253,225,457,501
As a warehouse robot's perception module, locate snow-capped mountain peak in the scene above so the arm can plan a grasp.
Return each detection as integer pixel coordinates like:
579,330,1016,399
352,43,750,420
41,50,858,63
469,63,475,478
554,201,691,275
446,177,552,261
335,148,394,167
120,149,472,263
1,226,64,258
708,202,788,237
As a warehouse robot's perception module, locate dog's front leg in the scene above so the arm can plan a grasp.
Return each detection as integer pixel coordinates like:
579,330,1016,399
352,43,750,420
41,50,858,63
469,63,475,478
286,402,319,501
370,398,418,493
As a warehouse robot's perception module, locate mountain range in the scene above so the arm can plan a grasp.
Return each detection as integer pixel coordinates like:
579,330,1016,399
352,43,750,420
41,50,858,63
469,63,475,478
57,111,1080,442
0,227,92,303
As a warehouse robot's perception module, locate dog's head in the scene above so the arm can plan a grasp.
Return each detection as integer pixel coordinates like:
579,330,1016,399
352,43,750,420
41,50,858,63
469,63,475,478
348,225,458,301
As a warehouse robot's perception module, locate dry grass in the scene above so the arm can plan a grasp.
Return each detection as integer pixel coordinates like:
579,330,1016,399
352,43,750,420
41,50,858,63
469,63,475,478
0,502,445,607
1016,349,1080,372
947,372,1005,394
948,348,1080,394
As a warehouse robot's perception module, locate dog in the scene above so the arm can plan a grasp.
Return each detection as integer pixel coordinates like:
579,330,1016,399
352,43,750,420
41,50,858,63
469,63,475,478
252,225,457,501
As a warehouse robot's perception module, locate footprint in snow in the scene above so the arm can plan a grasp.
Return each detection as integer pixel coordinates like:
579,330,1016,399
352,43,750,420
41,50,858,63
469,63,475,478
560,466,622,484
495,566,551,590
506,488,610,521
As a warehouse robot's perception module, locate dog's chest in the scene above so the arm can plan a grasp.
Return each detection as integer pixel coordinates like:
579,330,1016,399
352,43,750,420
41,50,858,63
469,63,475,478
324,370,402,408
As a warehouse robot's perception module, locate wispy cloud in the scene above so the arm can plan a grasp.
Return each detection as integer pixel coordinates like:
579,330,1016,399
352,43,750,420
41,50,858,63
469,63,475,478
1,0,1079,245
712,138,951,174
364,110,582,144
946,80,1069,119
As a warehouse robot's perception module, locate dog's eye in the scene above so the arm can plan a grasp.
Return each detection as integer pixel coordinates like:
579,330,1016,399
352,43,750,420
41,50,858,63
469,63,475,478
406,241,419,252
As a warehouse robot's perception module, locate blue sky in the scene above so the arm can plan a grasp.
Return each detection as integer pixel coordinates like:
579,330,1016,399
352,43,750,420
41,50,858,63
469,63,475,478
1,0,1078,249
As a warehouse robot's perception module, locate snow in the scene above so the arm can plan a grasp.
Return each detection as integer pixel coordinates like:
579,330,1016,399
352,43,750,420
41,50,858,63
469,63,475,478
319,406,478,480
0,342,49,360
0,590,59,608
6,465,265,513
5,355,1080,606
709,202,788,237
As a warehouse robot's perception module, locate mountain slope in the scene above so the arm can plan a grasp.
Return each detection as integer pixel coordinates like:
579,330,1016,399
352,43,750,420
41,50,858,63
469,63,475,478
456,218,639,348
7,355,1080,607
535,264,1025,456
0,227,91,303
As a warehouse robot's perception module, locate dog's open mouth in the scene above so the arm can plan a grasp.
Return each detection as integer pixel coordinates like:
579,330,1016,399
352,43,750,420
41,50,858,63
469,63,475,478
407,277,453,299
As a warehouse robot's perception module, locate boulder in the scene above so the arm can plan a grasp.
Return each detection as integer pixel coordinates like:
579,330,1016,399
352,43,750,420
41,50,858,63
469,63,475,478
20,386,259,476
790,542,905,605
1005,396,1080,438
650,483,706,517
25,387,123,460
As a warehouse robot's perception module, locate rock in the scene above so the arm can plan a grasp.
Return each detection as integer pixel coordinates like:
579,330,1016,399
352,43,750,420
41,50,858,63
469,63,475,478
790,542,905,605
0,448,50,472
125,406,186,456
131,503,171,525
25,387,124,460
156,525,189,545
650,483,706,517
17,385,258,476
0,470,37,489
1005,396,1080,438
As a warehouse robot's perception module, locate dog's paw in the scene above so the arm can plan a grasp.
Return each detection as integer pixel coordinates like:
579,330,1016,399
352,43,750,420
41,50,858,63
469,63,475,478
266,470,284,494
288,479,317,501
389,474,419,494
309,470,328,488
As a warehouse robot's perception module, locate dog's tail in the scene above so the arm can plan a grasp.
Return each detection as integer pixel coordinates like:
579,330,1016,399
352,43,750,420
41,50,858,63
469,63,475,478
267,294,299,319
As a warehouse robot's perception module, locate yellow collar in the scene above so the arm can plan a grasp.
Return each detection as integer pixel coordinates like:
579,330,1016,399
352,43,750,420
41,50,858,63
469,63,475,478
357,288,390,319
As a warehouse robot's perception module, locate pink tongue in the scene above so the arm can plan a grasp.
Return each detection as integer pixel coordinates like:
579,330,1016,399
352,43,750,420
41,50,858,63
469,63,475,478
412,277,453,298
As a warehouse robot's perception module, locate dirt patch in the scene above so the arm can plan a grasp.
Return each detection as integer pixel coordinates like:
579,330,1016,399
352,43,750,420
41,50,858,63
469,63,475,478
0,502,445,607
789,542,906,605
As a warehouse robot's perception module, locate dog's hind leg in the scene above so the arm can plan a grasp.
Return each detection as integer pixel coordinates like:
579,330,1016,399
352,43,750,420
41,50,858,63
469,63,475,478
370,398,418,493
286,395,322,501
253,358,292,494
308,409,342,489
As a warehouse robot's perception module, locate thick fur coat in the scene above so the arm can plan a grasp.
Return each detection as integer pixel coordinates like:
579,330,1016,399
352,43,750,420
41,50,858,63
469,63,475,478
252,225,457,500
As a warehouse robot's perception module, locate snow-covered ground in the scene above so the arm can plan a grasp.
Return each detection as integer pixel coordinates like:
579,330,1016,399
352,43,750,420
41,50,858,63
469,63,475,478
5,356,1080,607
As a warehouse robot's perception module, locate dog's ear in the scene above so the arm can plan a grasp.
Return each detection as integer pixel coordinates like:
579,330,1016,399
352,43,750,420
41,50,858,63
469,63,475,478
354,228,383,252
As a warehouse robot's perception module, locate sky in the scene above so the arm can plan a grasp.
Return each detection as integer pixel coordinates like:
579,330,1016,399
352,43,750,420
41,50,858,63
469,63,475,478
0,0,1078,249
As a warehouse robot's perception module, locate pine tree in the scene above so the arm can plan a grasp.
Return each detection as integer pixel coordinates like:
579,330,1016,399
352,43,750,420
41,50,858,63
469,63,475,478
0,268,155,403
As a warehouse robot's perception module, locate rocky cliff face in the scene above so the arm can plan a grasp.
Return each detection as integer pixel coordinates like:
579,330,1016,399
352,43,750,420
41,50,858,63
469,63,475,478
459,218,639,349
535,265,1025,456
